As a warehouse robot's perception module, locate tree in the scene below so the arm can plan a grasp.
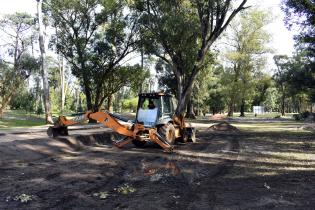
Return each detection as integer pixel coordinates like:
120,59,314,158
276,51,315,113
205,65,226,115
101,65,149,111
37,0,53,124
289,51,315,102
45,0,107,110
46,0,141,112
155,55,216,118
273,55,290,116
252,73,272,107
282,0,315,56
134,0,247,117
155,59,178,96
282,0,315,105
9,88,36,114
224,9,271,116
0,13,37,116
88,2,141,110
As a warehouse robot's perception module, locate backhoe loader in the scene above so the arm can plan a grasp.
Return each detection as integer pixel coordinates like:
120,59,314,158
47,92,196,152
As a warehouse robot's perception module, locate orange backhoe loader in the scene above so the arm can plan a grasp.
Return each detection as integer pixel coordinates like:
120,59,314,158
47,92,196,152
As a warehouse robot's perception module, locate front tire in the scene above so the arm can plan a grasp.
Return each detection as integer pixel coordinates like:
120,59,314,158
158,123,176,145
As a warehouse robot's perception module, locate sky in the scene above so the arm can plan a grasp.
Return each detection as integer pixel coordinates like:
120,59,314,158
247,0,296,56
0,0,297,68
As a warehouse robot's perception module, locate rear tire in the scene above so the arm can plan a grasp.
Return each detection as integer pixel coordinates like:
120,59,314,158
158,123,176,145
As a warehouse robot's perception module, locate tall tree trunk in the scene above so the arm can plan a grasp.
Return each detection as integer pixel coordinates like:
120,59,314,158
174,72,195,117
75,88,79,112
107,95,113,112
240,99,245,117
82,68,92,111
185,98,196,119
37,0,53,124
59,55,65,113
228,96,235,117
281,93,285,116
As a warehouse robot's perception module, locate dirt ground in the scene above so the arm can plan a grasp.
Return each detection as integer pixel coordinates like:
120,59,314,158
0,119,314,210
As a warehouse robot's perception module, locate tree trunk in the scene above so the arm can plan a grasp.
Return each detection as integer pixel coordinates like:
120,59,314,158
83,76,92,110
185,98,196,119
227,96,235,117
174,72,196,117
37,0,53,124
107,95,113,112
75,88,79,112
240,99,245,117
59,55,65,113
281,93,285,116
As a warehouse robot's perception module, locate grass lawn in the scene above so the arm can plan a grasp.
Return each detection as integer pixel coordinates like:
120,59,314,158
0,110,46,129
0,118,46,128
233,122,309,133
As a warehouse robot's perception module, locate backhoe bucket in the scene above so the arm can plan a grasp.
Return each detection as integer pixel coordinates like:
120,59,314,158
47,126,69,137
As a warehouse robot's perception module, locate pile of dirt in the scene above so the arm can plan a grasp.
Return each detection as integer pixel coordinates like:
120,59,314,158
208,122,239,132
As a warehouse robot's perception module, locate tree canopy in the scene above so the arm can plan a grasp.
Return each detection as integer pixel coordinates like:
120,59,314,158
134,0,248,116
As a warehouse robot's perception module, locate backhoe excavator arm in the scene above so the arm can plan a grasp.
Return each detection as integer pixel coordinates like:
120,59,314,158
48,111,134,138
48,111,174,152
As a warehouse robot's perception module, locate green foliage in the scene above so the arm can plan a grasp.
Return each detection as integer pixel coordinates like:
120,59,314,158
0,13,37,116
273,51,314,115
282,0,315,105
155,59,178,96
134,0,247,115
9,89,36,113
252,73,273,106
205,65,226,114
264,87,279,112
224,8,272,116
122,97,138,112
45,0,109,110
46,0,142,110
282,0,315,54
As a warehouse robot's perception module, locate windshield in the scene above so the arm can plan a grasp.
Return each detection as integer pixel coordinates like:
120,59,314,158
139,97,160,110
162,96,173,114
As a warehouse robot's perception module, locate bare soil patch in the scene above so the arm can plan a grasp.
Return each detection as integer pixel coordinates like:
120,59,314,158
0,120,314,209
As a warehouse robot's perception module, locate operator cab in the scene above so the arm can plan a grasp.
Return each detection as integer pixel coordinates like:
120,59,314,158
136,92,175,127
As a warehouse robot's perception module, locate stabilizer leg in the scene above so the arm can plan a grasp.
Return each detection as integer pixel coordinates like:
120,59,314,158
151,130,174,152
47,126,69,137
114,137,133,148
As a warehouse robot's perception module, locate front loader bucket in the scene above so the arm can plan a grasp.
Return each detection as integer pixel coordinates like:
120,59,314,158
47,126,69,137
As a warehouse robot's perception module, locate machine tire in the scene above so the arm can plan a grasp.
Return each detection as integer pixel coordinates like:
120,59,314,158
132,139,146,147
47,126,54,137
186,127,196,143
158,123,176,145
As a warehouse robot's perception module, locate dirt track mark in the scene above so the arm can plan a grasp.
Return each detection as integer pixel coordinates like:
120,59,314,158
45,172,61,180
211,135,240,178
